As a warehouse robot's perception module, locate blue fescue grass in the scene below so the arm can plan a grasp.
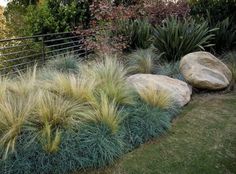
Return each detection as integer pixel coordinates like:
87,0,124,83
121,100,180,151
0,122,125,174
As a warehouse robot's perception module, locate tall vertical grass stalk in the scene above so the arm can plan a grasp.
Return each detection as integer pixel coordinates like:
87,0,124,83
136,85,173,109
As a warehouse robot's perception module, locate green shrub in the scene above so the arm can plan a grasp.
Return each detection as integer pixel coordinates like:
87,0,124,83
153,17,216,61
189,0,236,24
25,0,91,35
122,100,173,149
208,17,236,53
127,48,160,74
113,19,153,50
46,53,80,73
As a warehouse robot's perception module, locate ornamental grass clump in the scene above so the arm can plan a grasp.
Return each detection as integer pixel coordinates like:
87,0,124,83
0,53,179,173
157,61,184,80
44,72,97,104
0,88,37,159
83,55,135,105
136,85,174,110
122,100,172,149
46,53,80,73
127,48,160,74
7,66,38,97
30,91,90,151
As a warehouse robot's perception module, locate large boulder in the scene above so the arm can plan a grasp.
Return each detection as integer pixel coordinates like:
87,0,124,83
127,74,192,107
180,51,232,90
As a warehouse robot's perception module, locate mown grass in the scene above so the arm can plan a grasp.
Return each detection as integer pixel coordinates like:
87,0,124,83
81,91,236,174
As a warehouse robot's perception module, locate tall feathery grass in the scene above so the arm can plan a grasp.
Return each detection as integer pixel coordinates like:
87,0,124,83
0,91,37,159
44,72,97,104
7,66,38,97
127,49,159,74
90,92,122,134
81,55,135,105
136,84,173,109
29,91,90,153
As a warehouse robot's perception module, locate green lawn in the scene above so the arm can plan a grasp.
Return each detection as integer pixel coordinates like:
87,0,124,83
80,90,236,174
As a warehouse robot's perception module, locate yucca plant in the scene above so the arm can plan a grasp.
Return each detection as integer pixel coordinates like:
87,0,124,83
83,55,135,105
136,85,174,109
127,48,161,74
153,16,216,61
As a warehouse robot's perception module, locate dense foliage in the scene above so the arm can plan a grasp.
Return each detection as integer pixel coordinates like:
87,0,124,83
189,0,236,53
0,55,179,173
153,17,216,62
190,0,236,23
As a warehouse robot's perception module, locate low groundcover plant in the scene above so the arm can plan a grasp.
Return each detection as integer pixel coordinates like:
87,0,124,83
0,55,180,174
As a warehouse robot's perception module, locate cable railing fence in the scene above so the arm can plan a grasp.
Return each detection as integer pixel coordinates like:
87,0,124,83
0,31,91,76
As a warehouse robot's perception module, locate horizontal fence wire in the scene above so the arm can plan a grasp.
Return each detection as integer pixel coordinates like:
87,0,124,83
0,31,92,76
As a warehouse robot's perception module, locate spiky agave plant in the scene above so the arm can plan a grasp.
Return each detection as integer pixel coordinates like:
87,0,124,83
127,48,160,74
83,55,135,105
0,91,37,159
136,84,174,109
